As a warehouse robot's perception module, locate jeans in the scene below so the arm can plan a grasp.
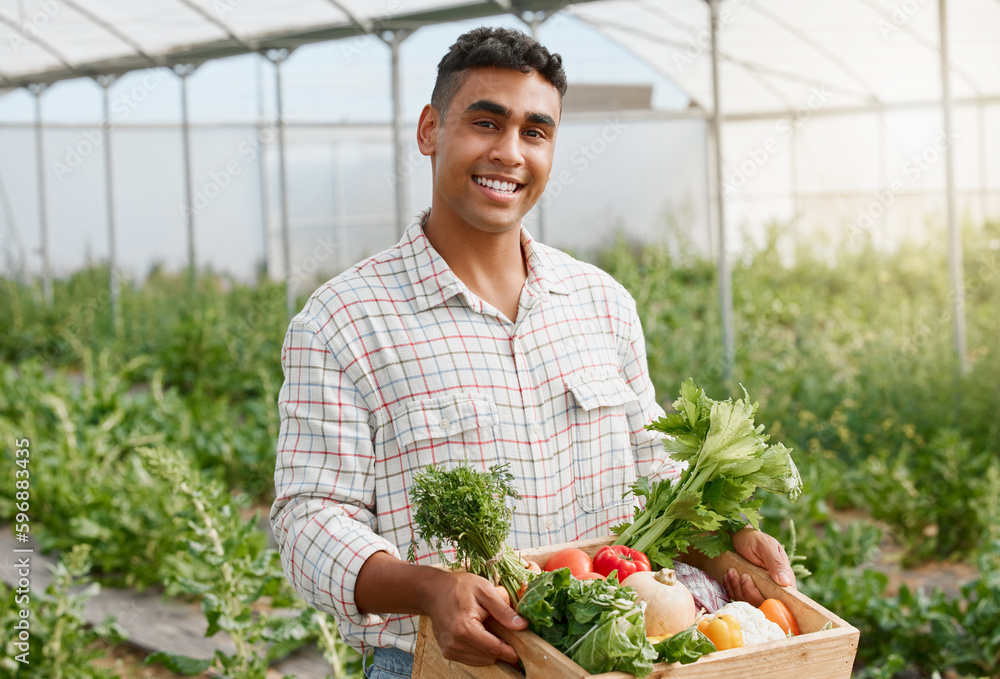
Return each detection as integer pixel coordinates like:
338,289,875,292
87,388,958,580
364,646,414,679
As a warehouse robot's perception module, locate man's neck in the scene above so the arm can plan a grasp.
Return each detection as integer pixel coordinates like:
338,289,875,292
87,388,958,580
422,211,528,322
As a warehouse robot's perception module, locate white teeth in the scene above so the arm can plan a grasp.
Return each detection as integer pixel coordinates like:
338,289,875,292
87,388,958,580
476,176,517,193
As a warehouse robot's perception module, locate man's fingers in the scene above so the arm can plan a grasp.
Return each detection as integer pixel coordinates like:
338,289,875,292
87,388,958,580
762,543,795,588
481,588,528,632
725,568,766,606
440,623,519,666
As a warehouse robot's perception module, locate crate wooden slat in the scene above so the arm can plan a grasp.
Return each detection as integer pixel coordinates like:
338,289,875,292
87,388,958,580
412,536,859,679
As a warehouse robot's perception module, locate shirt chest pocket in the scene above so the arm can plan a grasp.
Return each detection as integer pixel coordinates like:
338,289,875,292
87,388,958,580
565,371,639,513
392,394,501,468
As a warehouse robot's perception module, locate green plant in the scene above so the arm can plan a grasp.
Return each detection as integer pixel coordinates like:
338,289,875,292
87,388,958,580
313,612,365,679
0,544,123,678
407,462,529,603
137,446,316,678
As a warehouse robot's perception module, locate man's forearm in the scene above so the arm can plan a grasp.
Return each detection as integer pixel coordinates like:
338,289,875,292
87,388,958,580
355,550,451,616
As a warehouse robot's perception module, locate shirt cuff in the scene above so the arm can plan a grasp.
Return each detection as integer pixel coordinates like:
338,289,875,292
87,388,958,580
330,527,402,627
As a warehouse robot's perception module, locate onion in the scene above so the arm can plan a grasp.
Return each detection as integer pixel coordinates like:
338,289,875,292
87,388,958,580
622,569,697,637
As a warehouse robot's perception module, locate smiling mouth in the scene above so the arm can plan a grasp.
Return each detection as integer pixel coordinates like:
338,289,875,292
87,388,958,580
473,175,523,194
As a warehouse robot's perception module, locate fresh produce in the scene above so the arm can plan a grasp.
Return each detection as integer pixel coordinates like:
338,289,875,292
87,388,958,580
613,379,802,568
674,561,730,613
697,614,744,651
759,598,800,636
621,569,697,637
592,545,652,579
407,463,529,604
711,601,786,645
517,568,658,677
544,547,594,576
651,626,717,664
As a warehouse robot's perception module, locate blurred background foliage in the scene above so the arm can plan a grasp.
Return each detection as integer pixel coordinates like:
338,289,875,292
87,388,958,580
1,217,999,677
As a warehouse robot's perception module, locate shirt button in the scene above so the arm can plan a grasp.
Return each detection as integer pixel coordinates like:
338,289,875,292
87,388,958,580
532,423,541,435
545,518,553,530
439,419,450,431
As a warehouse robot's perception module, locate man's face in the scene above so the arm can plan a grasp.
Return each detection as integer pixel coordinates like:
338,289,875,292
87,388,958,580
417,67,561,235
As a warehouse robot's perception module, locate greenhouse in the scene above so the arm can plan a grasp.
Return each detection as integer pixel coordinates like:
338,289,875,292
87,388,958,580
1,0,999,677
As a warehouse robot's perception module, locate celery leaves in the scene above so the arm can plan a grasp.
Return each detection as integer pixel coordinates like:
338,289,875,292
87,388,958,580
612,379,802,568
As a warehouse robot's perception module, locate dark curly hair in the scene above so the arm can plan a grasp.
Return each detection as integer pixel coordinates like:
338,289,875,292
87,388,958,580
431,26,568,119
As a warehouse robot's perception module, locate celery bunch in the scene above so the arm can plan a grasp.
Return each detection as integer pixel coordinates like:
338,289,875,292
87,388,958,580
613,379,802,568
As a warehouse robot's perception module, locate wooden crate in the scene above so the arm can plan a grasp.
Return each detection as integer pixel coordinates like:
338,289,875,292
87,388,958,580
412,536,859,679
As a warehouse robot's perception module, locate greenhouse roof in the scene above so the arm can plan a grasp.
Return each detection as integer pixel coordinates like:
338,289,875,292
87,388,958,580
570,0,1000,116
0,0,599,88
1,0,998,115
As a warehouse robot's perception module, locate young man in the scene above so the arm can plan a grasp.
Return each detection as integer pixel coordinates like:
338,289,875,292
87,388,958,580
271,26,794,678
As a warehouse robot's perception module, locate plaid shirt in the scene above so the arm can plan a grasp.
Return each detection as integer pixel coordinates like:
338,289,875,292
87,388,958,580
270,210,681,655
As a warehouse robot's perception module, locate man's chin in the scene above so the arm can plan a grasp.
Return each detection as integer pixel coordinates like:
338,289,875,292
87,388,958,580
464,211,525,235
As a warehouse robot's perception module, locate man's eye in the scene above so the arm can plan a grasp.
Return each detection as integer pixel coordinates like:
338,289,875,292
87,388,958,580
476,120,497,129
524,129,543,138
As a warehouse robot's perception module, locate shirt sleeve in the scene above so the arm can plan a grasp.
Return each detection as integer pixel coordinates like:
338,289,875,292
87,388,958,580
269,311,400,627
618,296,684,486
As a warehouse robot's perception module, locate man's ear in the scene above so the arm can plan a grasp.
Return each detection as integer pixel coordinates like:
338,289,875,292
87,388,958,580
416,104,439,157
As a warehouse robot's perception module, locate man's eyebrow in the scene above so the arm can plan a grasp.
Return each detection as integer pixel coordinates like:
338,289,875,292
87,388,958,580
465,99,558,128
465,99,511,118
527,112,557,128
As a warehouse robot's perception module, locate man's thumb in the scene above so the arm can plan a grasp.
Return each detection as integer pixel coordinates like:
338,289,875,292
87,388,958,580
766,556,794,587
484,591,528,630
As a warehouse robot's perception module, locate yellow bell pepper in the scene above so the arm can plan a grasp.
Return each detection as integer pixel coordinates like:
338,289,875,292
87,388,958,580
697,614,744,651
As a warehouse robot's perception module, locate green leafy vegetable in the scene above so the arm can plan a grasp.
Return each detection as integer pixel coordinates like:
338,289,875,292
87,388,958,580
517,568,658,677
407,462,528,603
653,626,716,664
613,378,802,568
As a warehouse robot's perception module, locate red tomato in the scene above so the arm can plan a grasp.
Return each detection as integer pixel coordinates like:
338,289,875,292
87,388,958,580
591,545,651,579
543,548,594,577
575,572,604,580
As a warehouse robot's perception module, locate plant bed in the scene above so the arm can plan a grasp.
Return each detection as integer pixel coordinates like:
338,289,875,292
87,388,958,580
412,536,859,679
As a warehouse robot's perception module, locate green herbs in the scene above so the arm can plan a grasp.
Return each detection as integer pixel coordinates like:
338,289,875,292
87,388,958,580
407,463,528,603
517,568,658,677
613,379,802,568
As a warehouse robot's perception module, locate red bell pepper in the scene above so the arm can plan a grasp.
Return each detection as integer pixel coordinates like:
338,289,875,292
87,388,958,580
591,545,651,579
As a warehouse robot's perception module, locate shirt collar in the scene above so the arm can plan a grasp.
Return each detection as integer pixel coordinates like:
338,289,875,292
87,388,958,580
401,209,569,313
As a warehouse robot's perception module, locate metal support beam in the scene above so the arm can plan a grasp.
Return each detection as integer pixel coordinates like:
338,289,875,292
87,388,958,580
938,0,967,374
789,123,799,226
703,118,715,259
175,64,197,280
28,83,52,305
255,54,272,278
265,48,295,318
387,30,413,240
708,0,733,383
96,74,121,334
978,99,988,225
877,107,888,249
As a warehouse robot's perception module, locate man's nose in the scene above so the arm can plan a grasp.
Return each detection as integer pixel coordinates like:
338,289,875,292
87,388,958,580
489,128,524,166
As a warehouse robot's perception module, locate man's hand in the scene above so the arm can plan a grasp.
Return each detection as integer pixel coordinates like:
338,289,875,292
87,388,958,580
423,571,527,666
355,552,527,667
725,526,795,606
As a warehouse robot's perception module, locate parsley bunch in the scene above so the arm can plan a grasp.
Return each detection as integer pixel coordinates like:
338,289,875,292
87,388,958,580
613,379,802,568
408,462,529,603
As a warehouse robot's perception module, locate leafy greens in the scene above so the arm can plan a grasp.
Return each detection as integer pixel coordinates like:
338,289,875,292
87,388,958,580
407,462,528,603
517,568,658,677
652,626,717,664
613,378,802,568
